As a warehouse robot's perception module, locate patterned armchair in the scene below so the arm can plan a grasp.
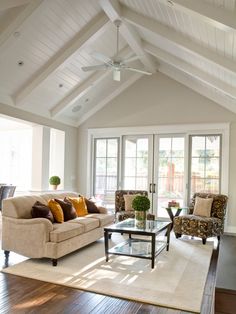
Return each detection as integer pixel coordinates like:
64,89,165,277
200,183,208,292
115,190,155,222
173,193,228,244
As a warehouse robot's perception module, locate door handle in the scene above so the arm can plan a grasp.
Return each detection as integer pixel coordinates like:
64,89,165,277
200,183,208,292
149,183,152,193
153,183,156,193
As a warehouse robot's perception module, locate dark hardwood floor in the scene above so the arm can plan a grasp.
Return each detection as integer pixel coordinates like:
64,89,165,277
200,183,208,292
0,216,218,313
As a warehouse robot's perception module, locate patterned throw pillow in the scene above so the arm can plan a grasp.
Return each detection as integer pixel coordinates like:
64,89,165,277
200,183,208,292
48,199,64,223
193,196,213,217
55,198,77,221
67,196,88,216
31,201,54,223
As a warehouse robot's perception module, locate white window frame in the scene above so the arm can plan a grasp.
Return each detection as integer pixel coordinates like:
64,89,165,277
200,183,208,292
87,123,229,202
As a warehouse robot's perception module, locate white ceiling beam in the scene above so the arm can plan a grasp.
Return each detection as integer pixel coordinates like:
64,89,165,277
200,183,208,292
99,0,157,73
0,0,43,48
0,0,32,11
144,42,236,99
13,12,109,106
160,63,236,114
159,0,236,32
51,70,111,118
51,45,133,117
77,72,142,126
123,6,236,76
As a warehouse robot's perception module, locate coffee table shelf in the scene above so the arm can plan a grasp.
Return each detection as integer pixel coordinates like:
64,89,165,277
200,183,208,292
108,238,167,259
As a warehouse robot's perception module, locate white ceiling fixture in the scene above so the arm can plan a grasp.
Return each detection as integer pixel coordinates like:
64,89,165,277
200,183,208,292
81,19,152,81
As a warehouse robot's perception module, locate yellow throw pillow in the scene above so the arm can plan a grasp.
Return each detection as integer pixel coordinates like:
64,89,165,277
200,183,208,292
48,199,64,223
68,196,88,217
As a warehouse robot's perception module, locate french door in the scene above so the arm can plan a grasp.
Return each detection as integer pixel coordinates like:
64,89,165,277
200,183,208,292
92,133,222,216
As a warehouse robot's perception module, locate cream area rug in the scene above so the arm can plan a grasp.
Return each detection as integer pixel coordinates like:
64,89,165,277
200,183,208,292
2,234,213,313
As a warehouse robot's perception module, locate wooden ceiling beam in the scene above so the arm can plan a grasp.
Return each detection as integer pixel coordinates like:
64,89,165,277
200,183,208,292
50,46,133,117
13,12,109,106
99,0,157,73
158,0,236,32
0,0,43,48
144,42,236,99
0,0,32,11
77,72,142,126
123,6,236,76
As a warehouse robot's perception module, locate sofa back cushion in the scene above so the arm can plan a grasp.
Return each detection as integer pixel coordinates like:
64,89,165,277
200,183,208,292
2,192,78,219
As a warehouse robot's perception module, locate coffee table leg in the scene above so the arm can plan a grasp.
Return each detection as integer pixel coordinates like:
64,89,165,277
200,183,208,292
104,230,109,262
166,224,171,251
151,234,155,269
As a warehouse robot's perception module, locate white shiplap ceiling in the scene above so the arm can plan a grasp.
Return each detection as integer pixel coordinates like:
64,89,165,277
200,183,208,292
0,0,235,126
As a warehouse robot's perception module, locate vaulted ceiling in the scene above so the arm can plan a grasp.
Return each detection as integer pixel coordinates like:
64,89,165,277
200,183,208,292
0,0,235,126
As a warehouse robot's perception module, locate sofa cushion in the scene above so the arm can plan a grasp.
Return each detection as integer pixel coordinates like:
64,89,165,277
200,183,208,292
31,201,54,223
50,222,84,243
54,198,77,221
48,199,64,223
67,217,99,232
86,214,114,227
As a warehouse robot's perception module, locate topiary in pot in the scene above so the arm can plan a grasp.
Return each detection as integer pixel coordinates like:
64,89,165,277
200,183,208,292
49,176,61,190
132,195,150,228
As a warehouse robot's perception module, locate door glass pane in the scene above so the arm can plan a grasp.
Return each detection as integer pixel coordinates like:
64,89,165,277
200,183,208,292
123,137,149,190
190,135,221,197
94,138,119,210
157,136,185,217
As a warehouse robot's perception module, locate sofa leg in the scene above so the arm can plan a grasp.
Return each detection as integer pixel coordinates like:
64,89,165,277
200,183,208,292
217,235,221,241
52,259,57,266
202,238,206,245
4,250,10,259
175,233,181,239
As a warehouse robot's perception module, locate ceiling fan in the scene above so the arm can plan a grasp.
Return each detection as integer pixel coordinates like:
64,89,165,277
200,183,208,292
81,20,152,81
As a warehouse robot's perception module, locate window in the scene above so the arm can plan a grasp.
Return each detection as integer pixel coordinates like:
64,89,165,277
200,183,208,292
123,136,150,190
189,135,221,197
93,138,119,207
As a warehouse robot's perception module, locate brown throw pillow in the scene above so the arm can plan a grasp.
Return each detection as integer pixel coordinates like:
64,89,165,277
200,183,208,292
31,201,54,223
85,198,100,213
55,198,77,221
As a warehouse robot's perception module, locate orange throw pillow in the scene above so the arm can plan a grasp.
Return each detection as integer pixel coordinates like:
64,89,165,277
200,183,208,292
68,196,88,217
48,199,64,223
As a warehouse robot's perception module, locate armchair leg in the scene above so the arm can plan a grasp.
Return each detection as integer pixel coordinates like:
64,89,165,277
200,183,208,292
175,233,182,239
202,238,206,245
217,236,221,241
4,250,10,259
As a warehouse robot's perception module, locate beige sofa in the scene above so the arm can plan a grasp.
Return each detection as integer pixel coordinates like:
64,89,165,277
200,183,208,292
1,192,115,266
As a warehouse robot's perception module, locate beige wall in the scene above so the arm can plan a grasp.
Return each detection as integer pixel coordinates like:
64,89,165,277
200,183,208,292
0,102,77,191
78,72,236,233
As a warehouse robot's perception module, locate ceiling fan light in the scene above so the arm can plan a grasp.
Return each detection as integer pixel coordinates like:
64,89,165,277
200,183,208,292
113,69,120,81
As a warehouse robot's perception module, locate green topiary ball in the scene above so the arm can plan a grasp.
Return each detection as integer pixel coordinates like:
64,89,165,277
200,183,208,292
49,176,61,185
132,195,150,211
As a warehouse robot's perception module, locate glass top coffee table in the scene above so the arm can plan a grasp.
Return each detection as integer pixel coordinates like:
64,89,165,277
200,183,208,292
104,219,171,269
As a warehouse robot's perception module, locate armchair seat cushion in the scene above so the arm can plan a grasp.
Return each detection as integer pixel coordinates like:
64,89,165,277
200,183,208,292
174,214,222,238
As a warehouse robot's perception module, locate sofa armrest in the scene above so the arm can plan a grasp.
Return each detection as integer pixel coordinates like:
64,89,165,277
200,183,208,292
97,206,108,214
2,217,53,258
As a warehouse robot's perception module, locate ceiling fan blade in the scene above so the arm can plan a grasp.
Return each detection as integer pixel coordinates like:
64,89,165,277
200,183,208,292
81,64,109,72
113,68,121,81
91,52,113,65
124,66,152,75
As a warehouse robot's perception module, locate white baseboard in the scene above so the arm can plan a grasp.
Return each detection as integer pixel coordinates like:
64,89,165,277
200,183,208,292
225,225,236,235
